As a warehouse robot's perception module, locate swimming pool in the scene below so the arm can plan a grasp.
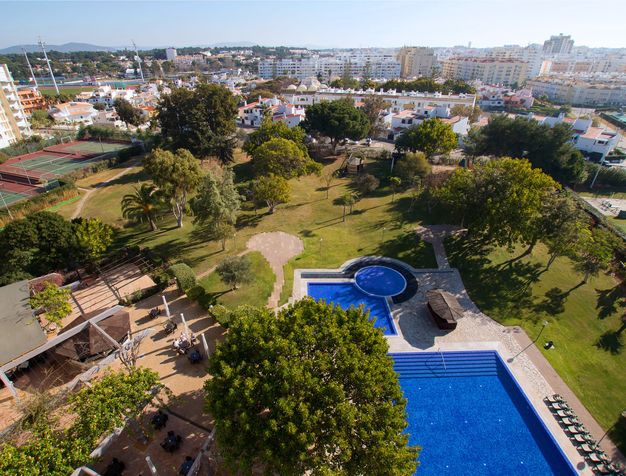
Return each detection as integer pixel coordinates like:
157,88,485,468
307,282,397,335
354,265,407,296
392,351,576,475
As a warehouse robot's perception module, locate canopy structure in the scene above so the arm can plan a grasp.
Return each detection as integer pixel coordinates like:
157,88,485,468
426,289,464,330
55,309,130,361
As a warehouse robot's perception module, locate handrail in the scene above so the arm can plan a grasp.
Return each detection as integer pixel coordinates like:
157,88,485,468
438,347,447,372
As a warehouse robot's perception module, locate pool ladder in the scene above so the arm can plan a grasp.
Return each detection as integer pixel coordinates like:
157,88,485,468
438,348,447,372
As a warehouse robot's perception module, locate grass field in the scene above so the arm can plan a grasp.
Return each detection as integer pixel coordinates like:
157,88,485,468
446,236,626,452
198,251,275,309
39,86,95,97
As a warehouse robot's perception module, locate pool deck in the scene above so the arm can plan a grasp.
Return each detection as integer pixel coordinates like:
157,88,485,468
293,259,624,474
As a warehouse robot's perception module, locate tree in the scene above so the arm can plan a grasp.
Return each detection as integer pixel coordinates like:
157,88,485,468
243,118,308,156
573,227,617,283
450,104,481,123
246,89,275,102
29,282,71,329
252,174,291,214
191,168,241,227
252,137,321,179
337,192,357,221
353,173,380,195
321,170,336,199
301,98,370,153
30,109,53,128
212,221,235,251
204,299,419,475
157,83,237,159
121,184,164,231
361,95,390,136
464,114,587,184
216,255,253,290
73,218,114,262
143,148,203,227
394,151,431,186
27,212,75,276
395,119,458,158
113,98,144,129
389,176,402,202
437,158,559,248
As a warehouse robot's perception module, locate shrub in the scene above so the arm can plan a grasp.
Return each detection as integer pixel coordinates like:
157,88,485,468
395,151,431,187
353,173,380,195
117,145,143,163
168,262,196,292
208,304,232,328
585,163,626,188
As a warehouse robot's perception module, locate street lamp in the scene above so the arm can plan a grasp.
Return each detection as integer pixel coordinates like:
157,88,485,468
508,320,549,363
597,410,626,445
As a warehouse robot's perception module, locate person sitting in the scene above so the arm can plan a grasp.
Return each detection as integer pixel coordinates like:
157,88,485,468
188,348,203,364
161,430,182,452
149,307,161,319
179,456,194,475
151,410,168,430
103,457,125,476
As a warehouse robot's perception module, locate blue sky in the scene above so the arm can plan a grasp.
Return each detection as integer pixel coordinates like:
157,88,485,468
3,0,625,49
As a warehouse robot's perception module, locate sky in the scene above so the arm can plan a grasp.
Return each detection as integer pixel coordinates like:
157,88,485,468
3,0,626,50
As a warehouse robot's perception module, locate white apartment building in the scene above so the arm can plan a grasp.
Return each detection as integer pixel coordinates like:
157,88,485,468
238,96,306,128
441,57,529,86
484,45,543,78
397,47,436,78
523,113,620,160
526,77,626,107
0,64,31,148
258,54,401,80
283,87,476,112
165,47,178,61
389,106,469,138
49,102,98,124
477,85,534,110
80,86,136,107
543,34,574,55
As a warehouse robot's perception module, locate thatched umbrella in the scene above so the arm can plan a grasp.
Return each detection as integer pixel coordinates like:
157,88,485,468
426,289,464,330
54,309,130,361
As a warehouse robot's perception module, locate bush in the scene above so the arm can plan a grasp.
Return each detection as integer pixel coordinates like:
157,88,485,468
168,262,196,292
395,151,431,186
117,145,143,163
585,163,626,188
208,303,232,328
353,173,380,195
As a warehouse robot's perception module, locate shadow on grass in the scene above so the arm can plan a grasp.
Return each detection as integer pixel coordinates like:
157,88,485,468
376,232,438,269
607,414,626,455
533,287,568,315
102,170,148,187
596,284,626,320
595,329,624,355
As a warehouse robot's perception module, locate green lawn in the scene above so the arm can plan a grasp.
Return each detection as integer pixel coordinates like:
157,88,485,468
197,251,275,309
40,86,95,97
446,236,626,452
608,216,626,233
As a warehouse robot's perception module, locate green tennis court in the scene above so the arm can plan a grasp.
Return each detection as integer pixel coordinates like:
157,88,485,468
0,189,31,206
15,154,76,170
57,141,130,155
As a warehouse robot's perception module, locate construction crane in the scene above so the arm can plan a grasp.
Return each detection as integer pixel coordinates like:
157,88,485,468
131,40,145,82
38,37,59,94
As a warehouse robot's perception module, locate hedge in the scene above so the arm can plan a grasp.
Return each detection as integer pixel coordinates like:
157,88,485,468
168,262,196,292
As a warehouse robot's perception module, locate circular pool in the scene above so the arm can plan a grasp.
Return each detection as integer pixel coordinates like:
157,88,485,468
354,265,407,297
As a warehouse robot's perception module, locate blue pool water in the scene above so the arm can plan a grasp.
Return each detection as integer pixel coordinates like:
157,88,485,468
307,282,397,335
393,352,576,476
355,265,407,296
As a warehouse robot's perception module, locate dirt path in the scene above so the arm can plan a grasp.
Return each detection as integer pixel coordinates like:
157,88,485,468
71,165,136,219
247,231,304,308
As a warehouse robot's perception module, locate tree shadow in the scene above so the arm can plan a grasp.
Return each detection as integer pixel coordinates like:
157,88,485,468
103,170,148,186
376,232,438,269
596,284,626,320
236,213,263,229
533,287,568,315
595,329,624,355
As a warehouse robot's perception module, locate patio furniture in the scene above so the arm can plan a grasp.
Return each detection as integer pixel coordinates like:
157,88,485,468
566,425,587,435
151,410,168,430
179,456,194,475
572,433,592,444
103,457,125,476
545,394,564,404
161,431,182,452
587,453,606,464
426,289,464,330
561,417,578,426
550,402,570,411
188,348,203,364
579,443,597,454
556,409,574,418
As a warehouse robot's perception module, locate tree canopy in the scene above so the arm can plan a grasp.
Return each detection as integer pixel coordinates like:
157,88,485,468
190,167,241,227
121,184,165,231
113,98,144,128
395,119,458,157
143,148,203,227
301,99,370,152
216,255,253,290
29,282,71,328
394,151,431,186
243,118,308,156
72,218,114,262
252,174,291,214
252,137,321,179
361,95,391,136
437,158,560,248
204,299,419,475
157,83,238,159
465,114,587,184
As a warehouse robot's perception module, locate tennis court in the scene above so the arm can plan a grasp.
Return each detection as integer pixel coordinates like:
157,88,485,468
46,140,131,156
0,182,40,206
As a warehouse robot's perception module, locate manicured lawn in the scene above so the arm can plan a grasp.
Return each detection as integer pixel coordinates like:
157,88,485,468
112,152,436,284
197,251,275,309
40,86,95,97
446,235,626,452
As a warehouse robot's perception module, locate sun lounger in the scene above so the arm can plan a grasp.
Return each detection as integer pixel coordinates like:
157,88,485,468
550,402,570,411
545,394,564,404
561,417,578,426
587,453,603,464
579,443,596,454
556,410,573,418
566,425,587,434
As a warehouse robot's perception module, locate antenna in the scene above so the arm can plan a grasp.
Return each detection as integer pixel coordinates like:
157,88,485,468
132,40,145,82
22,48,39,89
38,37,59,95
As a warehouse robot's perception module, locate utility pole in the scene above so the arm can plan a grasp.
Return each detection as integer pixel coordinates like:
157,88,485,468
132,40,145,82
38,37,59,94
22,48,38,89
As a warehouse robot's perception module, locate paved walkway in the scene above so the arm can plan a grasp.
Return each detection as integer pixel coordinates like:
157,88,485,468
247,231,304,308
416,224,464,269
71,165,136,219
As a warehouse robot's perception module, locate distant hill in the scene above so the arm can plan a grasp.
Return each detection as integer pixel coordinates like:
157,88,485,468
0,43,121,54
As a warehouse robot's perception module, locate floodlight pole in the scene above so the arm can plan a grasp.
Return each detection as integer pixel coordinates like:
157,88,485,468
22,48,39,89
132,40,145,83
38,37,59,95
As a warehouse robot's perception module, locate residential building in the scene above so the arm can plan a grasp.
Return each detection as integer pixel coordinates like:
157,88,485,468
165,47,178,61
484,44,543,78
284,87,476,112
78,86,136,107
389,106,469,139
0,64,31,148
238,96,281,127
397,47,436,78
477,85,534,110
523,113,620,160
441,57,529,86
526,77,626,106
17,88,47,116
543,34,574,55
49,102,98,124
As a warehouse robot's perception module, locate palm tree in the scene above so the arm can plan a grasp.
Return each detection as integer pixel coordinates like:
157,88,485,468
121,184,163,231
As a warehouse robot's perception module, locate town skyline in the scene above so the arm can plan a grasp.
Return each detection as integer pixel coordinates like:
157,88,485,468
3,0,626,50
